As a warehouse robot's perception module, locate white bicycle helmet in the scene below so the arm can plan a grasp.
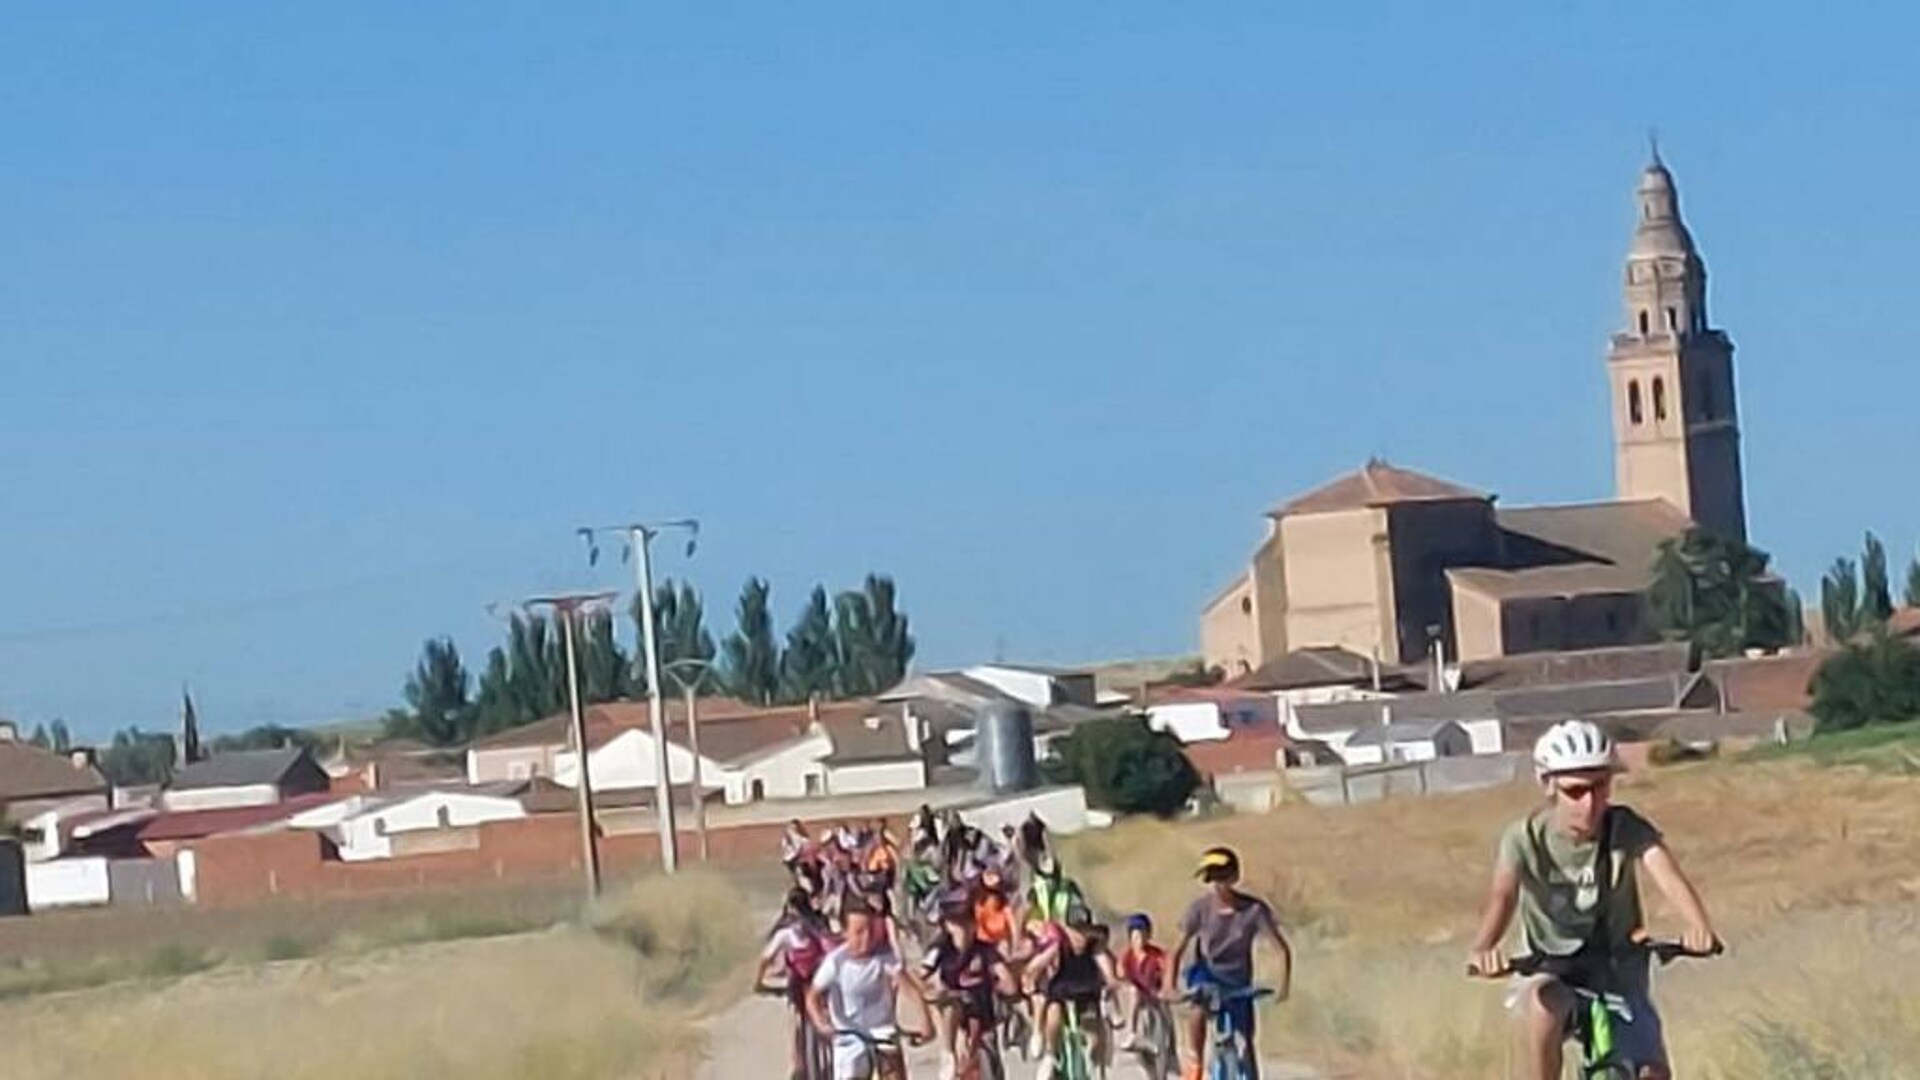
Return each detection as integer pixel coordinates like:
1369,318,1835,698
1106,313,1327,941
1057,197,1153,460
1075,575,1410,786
1533,719,1616,776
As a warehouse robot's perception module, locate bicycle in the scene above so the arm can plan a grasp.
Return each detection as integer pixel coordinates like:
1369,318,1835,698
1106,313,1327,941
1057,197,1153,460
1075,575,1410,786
1468,939,1722,1079
1049,996,1108,1080
1186,984,1274,1080
828,1026,930,1080
928,991,1010,1080
1118,995,1178,1080
756,981,831,1080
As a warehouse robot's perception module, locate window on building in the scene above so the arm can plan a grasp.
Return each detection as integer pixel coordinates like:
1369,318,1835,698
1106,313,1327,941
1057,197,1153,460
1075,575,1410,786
1653,377,1668,421
1628,381,1643,425
1638,309,1651,335
751,779,768,801
1240,596,1253,616
1665,306,1678,331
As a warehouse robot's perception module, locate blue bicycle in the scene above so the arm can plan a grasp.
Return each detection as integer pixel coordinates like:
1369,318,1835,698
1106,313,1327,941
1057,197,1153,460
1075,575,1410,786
1186,983,1274,1080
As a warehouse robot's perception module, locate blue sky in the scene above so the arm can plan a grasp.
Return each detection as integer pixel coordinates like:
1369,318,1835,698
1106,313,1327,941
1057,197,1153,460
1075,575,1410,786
3,6,1917,738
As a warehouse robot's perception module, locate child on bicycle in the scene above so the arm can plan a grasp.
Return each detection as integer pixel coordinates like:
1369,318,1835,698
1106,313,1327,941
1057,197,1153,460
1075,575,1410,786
1170,846,1291,1080
758,888,838,1080
1117,912,1171,1051
921,899,1016,1080
1025,903,1118,1079
809,903,933,1080
1466,720,1718,1080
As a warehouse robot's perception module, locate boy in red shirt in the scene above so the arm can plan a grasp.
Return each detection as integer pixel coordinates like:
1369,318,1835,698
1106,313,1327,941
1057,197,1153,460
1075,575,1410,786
1118,912,1171,1049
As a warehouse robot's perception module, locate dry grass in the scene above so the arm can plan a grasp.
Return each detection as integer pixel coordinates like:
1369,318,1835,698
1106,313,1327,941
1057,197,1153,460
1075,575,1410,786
0,871,756,1080
1064,758,1920,1077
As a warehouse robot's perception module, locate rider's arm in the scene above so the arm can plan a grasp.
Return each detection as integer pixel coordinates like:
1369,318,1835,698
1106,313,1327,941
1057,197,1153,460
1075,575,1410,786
896,964,936,1039
1258,904,1293,1002
1639,842,1718,954
1467,860,1521,972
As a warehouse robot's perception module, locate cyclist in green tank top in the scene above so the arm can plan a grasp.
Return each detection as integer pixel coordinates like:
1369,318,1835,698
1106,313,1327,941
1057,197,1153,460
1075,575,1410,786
1467,720,1719,1080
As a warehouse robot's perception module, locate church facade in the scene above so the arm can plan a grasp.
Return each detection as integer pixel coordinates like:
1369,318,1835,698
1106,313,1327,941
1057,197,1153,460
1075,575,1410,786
1201,157,1749,677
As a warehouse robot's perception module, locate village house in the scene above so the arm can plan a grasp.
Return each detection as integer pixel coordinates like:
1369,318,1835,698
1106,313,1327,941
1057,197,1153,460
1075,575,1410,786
160,746,330,812
0,722,110,830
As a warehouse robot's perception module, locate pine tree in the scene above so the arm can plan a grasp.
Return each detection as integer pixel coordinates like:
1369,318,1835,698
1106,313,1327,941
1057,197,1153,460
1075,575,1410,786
1784,586,1807,646
28,724,49,749
578,609,630,704
1861,532,1895,626
1822,558,1862,644
720,577,781,706
1647,529,1789,658
179,688,203,766
403,637,474,747
832,587,878,697
779,586,838,703
47,720,70,754
1906,556,1920,609
862,575,915,691
471,646,519,735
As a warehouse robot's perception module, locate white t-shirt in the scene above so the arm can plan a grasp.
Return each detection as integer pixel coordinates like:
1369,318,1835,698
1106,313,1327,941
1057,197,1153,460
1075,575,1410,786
810,943,901,1035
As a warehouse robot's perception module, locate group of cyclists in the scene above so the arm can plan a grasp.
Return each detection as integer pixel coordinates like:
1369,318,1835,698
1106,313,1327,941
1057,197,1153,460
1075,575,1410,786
758,717,1723,1080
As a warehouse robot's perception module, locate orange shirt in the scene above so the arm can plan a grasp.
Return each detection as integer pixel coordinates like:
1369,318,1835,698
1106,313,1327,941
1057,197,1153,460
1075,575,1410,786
975,892,1014,945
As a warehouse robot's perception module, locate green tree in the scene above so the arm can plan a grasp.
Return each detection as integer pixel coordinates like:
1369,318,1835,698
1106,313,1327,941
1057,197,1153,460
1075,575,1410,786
401,637,474,746
1820,558,1862,644
1906,556,1920,609
1861,532,1895,627
637,581,716,692
1784,586,1807,647
210,725,319,753
779,586,838,703
720,577,781,706
1808,635,1920,732
471,646,520,736
98,727,177,787
829,575,916,698
1647,528,1790,658
1042,716,1199,816
577,610,630,704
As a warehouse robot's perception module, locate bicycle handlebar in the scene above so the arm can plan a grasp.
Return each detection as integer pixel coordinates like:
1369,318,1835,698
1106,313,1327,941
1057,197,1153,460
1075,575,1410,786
1467,938,1724,979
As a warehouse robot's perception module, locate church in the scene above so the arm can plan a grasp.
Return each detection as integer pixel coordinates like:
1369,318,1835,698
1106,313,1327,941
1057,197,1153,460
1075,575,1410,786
1202,155,1749,676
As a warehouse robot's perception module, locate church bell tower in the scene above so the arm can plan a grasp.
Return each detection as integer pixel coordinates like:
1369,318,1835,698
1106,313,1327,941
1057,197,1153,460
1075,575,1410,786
1606,152,1748,541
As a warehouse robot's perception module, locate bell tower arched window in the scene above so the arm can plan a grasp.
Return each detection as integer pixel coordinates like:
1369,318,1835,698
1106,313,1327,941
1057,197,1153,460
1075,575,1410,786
1652,377,1668,421
1638,310,1650,335
1628,381,1643,425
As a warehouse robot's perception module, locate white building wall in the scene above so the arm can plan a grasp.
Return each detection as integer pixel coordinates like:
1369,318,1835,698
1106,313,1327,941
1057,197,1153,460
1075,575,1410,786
825,759,927,797
555,730,709,792
729,733,833,804
1147,702,1228,743
958,786,1091,837
1459,719,1504,755
26,857,112,911
963,666,1057,709
160,784,282,812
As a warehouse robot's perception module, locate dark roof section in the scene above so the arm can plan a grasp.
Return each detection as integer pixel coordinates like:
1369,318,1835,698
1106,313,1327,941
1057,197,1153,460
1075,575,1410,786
821,711,921,766
1293,674,1717,736
168,747,315,792
136,792,337,842
0,740,108,802
1274,460,1489,518
1450,500,1692,600
1458,643,1696,692
1344,719,1466,747
1232,646,1421,692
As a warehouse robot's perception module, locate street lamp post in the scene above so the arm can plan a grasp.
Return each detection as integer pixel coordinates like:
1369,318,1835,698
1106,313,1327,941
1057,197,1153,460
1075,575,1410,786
578,519,699,874
524,590,618,900
663,658,718,863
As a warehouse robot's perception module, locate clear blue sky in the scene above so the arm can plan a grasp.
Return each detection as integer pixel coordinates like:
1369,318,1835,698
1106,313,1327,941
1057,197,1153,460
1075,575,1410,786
3,6,1916,739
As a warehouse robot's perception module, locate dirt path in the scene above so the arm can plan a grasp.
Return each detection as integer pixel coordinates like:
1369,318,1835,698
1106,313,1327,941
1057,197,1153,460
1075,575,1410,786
698,988,1320,1079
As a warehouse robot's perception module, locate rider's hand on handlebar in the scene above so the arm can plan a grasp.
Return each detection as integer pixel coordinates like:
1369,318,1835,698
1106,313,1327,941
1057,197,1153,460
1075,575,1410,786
1679,925,1719,958
1466,947,1507,978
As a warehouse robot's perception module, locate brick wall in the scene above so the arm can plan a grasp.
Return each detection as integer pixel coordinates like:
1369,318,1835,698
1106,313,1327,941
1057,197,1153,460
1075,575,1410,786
184,811,901,907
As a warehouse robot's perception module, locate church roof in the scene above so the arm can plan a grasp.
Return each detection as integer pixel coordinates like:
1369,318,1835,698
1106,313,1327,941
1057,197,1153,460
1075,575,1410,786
1446,499,1692,600
1272,460,1488,517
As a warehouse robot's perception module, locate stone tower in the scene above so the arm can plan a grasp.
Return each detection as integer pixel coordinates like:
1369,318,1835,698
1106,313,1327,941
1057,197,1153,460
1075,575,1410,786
1606,153,1748,541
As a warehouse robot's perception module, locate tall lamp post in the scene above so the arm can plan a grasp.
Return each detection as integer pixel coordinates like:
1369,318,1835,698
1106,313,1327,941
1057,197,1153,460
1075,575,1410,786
578,519,699,874
662,657,718,863
523,590,618,900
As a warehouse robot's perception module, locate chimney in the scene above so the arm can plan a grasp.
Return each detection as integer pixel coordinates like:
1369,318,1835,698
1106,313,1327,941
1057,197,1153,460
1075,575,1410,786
69,747,96,770
901,704,924,754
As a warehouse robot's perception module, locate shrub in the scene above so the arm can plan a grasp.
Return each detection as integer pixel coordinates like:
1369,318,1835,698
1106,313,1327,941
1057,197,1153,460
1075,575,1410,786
1809,635,1920,732
1043,716,1199,816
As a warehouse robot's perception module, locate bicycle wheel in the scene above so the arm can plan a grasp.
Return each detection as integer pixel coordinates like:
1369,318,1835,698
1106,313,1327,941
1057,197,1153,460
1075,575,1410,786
976,1039,1005,1080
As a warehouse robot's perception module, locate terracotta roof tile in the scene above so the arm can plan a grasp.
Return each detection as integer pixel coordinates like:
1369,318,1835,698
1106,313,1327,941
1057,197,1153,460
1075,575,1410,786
1274,460,1488,517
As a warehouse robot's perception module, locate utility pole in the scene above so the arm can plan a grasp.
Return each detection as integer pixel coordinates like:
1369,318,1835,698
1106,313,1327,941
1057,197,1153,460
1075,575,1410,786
578,519,699,874
524,590,617,900
664,658,717,863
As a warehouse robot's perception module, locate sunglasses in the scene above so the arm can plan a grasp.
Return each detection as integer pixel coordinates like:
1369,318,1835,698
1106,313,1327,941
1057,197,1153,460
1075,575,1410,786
1553,778,1612,802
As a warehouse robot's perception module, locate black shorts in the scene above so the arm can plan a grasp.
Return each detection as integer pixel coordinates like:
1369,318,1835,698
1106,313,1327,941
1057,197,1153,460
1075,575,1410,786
1045,977,1103,1010
941,985,996,1026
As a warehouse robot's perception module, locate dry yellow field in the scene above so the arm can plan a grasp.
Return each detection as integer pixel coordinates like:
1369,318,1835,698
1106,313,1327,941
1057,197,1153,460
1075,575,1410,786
0,872,755,1080
1067,758,1920,1078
